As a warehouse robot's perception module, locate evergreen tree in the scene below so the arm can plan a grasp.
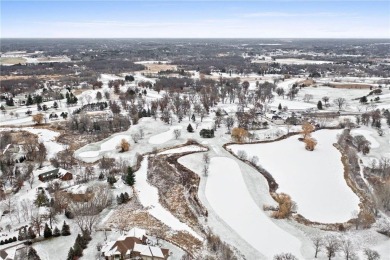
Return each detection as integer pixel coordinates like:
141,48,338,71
6,98,14,106
67,247,75,260
34,191,48,207
75,234,87,249
61,221,71,236
187,124,194,133
107,176,117,185
53,102,58,109
43,223,52,238
27,227,36,239
53,226,61,237
278,103,282,110
125,166,135,186
120,193,126,203
73,242,83,257
123,192,130,201
317,100,323,110
116,195,123,205
27,94,33,106
27,247,41,260
82,230,92,242
34,95,43,104
191,114,196,122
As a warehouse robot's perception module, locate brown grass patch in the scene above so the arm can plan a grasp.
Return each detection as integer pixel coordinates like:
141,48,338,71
138,63,177,73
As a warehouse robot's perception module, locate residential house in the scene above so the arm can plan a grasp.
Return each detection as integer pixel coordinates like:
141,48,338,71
101,228,169,260
37,168,73,182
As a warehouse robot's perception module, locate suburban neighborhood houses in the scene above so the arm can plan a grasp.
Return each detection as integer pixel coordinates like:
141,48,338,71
1,1,390,258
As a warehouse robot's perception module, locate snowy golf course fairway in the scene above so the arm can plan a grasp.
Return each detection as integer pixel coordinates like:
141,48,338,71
228,129,360,223
206,157,303,259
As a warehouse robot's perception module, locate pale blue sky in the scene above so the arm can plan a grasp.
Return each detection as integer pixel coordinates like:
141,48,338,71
1,1,389,38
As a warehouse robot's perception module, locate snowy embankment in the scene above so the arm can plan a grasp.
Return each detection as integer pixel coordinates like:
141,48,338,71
228,129,360,223
135,156,201,240
158,145,207,155
206,157,303,259
148,126,182,145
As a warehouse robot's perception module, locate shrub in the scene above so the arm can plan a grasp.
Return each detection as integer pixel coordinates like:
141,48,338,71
272,193,296,219
187,124,194,133
65,210,74,219
200,129,214,138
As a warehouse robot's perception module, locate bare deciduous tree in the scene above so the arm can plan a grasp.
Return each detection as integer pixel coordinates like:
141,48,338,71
203,153,210,165
341,237,355,260
333,97,347,110
363,248,380,260
311,236,323,258
30,209,44,236
324,235,340,260
173,129,181,139
224,116,235,132
273,253,298,260
70,184,112,233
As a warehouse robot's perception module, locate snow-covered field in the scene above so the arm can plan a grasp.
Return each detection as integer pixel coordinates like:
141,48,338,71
135,156,201,240
158,145,207,155
76,133,132,162
148,126,182,145
206,157,303,259
252,58,333,65
228,130,360,223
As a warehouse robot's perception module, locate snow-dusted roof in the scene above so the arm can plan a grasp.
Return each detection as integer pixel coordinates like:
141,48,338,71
105,247,121,257
127,227,146,240
133,244,152,257
149,246,164,258
101,241,116,254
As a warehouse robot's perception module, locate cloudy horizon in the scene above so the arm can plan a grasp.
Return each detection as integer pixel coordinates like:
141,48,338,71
1,1,389,38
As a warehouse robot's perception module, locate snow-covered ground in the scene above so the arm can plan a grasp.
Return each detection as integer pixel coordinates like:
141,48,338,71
134,156,201,240
148,126,183,145
228,130,360,223
158,145,207,155
76,133,133,162
350,125,390,167
205,157,303,259
252,58,333,65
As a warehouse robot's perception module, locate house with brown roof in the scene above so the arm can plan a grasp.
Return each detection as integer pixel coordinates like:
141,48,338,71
101,228,169,260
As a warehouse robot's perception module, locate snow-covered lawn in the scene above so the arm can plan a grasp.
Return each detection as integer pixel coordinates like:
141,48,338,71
158,145,207,155
100,135,131,152
0,127,65,158
76,133,132,162
206,157,303,259
351,129,380,148
148,126,182,145
135,156,201,240
270,97,317,110
228,129,360,223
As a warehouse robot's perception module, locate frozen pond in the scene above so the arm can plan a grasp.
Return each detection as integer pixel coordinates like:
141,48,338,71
228,130,360,223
